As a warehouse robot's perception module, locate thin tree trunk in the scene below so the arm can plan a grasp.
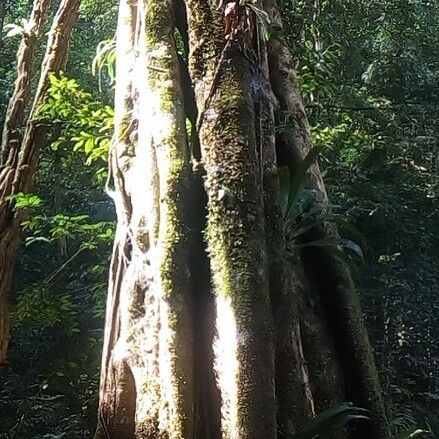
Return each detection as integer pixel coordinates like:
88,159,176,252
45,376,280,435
0,0,52,364
0,0,51,167
0,0,7,53
0,0,80,366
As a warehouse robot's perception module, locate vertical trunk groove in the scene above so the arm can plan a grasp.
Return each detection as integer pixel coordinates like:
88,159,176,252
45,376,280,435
256,37,314,438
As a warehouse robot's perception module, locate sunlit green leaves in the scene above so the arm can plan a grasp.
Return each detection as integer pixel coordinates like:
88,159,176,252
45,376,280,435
6,192,42,210
22,212,115,250
39,73,114,181
12,287,79,334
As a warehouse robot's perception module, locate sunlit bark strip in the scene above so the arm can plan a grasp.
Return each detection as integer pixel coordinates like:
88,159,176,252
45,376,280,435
96,0,195,437
0,0,80,366
263,2,390,438
185,2,276,438
96,0,138,436
140,0,194,435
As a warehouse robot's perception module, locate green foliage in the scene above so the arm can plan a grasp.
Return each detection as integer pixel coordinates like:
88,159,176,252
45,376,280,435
6,192,42,210
278,0,438,427
0,0,437,436
0,4,117,436
280,145,324,227
21,213,114,249
40,73,113,182
12,287,79,334
294,403,370,439
278,147,364,260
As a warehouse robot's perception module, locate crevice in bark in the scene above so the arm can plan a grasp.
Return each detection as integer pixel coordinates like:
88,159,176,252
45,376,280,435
297,280,346,412
190,172,222,439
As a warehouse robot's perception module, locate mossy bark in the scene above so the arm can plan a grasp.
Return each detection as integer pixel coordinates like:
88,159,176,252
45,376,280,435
185,3,277,437
96,0,195,437
0,0,79,366
95,0,389,437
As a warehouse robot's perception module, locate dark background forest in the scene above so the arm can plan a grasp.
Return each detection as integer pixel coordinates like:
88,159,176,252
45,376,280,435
0,0,437,437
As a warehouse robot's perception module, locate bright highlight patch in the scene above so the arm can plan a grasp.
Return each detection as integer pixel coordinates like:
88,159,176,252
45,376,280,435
214,295,239,438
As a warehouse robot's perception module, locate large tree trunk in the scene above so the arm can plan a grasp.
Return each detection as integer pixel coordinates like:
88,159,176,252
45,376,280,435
0,0,80,366
96,0,390,438
96,0,195,437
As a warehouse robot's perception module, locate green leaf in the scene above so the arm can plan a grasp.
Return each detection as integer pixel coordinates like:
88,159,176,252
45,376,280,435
294,403,370,439
294,237,364,259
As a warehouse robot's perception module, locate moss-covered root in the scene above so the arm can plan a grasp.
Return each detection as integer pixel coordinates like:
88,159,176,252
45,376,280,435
203,55,276,438
256,53,313,435
261,2,390,437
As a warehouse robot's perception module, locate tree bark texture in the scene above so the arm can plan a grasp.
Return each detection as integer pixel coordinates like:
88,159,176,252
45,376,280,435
96,0,195,437
0,0,51,167
264,2,389,438
96,0,390,438
0,0,80,366
0,0,8,54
